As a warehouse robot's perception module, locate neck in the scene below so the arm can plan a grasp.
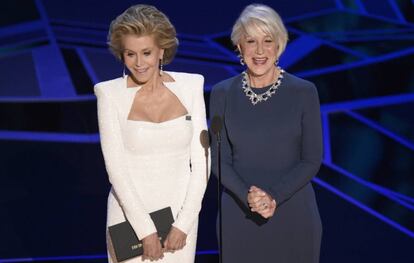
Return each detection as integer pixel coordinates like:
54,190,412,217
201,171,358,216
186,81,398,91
129,73,162,92
247,66,279,88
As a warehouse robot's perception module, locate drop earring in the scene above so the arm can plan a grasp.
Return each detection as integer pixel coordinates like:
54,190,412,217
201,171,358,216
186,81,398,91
238,54,245,66
159,59,164,76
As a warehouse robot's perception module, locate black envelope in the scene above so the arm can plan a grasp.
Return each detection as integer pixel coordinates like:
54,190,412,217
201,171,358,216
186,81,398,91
108,207,174,262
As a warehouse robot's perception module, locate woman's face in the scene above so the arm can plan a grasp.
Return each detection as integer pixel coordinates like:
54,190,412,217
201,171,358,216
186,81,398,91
121,34,164,85
238,31,278,77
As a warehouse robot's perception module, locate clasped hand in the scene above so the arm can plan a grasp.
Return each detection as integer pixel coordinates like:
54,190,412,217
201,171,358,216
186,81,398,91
247,185,277,219
141,226,187,261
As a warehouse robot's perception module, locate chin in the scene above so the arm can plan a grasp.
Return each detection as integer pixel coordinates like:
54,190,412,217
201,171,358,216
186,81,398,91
248,66,273,76
135,70,157,81
130,75,148,84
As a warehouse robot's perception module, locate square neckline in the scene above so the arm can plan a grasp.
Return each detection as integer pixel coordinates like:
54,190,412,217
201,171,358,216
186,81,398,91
125,72,190,124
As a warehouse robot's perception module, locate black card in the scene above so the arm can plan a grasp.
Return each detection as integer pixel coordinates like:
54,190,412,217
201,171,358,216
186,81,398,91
108,207,174,262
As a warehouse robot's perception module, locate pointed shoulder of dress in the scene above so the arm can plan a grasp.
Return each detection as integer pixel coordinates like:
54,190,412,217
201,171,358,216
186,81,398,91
94,77,125,95
165,71,204,83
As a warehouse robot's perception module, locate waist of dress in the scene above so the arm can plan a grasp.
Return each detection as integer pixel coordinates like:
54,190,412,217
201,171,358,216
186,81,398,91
232,162,296,184
126,149,189,160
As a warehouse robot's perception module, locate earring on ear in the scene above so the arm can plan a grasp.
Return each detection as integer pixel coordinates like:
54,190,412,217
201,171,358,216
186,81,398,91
275,59,279,66
238,54,245,66
159,59,164,76
123,65,127,78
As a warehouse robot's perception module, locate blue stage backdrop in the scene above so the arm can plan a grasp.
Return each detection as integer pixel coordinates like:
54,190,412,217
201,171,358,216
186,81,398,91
0,0,413,262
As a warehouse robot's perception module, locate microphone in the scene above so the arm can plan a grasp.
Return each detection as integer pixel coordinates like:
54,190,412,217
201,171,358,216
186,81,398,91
199,130,210,183
211,115,223,263
211,115,223,142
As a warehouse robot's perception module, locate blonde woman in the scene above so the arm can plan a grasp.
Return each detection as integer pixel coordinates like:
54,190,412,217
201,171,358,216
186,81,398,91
95,5,209,262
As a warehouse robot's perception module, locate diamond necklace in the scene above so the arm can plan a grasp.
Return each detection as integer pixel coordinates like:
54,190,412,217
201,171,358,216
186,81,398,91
242,67,284,105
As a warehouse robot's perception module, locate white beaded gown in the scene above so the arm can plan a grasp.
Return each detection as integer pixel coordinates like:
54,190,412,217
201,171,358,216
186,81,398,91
94,72,210,263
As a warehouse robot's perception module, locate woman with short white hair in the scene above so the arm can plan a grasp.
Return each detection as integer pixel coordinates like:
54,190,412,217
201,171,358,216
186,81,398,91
210,4,323,262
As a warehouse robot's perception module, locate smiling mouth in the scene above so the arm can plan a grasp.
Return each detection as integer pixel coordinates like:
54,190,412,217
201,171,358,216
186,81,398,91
253,58,267,65
135,68,148,74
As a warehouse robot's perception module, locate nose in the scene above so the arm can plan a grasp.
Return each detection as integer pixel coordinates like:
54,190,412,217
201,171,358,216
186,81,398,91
256,43,264,55
135,55,141,66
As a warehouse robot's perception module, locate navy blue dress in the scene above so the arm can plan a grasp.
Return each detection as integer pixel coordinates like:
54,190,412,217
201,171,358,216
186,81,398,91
210,72,323,262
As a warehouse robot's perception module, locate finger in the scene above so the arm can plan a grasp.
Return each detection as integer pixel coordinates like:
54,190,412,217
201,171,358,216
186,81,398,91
251,201,265,209
167,237,177,250
173,242,180,250
247,194,254,203
255,205,267,212
254,200,270,211
262,208,275,218
175,240,183,250
163,239,170,250
155,251,163,260
177,242,184,250
166,239,176,250
250,190,264,197
251,187,265,195
249,194,262,202
248,200,257,207
255,206,267,213
253,201,264,208
251,196,263,203
247,192,257,201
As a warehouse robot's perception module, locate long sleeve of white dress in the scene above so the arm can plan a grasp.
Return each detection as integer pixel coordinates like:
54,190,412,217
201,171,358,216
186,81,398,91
172,75,210,234
95,86,157,240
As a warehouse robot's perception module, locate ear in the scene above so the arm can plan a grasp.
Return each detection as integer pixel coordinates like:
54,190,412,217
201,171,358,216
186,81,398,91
237,44,242,54
159,49,165,60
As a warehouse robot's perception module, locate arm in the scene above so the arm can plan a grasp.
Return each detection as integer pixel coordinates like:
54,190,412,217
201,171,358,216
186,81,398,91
172,75,210,234
95,85,157,239
267,84,323,206
209,82,250,209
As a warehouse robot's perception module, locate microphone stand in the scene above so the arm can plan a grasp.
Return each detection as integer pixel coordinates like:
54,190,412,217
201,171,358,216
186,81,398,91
216,130,223,263
211,115,223,263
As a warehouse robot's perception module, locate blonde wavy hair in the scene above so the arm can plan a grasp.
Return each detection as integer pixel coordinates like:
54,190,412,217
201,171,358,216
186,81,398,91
108,4,178,64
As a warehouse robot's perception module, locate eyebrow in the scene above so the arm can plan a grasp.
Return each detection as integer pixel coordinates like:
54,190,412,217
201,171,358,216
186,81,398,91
123,48,152,53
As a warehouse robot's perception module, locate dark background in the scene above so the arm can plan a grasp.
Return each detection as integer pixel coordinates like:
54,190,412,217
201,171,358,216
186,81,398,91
1,0,413,262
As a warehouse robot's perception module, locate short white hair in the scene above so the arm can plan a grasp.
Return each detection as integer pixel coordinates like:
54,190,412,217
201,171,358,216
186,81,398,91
231,4,288,58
